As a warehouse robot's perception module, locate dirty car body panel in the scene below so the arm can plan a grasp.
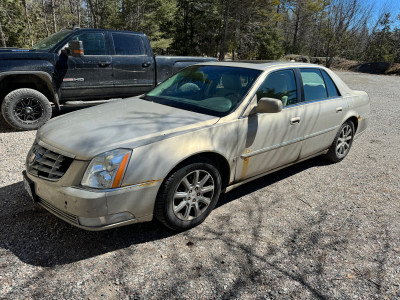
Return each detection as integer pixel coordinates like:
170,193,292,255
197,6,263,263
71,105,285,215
24,62,370,230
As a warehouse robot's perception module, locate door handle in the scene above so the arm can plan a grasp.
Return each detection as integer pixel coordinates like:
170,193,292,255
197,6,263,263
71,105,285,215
98,61,111,67
290,117,301,125
142,62,152,68
336,107,343,113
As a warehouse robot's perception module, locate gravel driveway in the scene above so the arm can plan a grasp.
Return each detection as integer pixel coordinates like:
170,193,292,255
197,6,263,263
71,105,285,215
0,71,399,299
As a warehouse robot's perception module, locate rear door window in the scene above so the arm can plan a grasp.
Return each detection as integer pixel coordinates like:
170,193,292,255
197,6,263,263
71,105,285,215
300,69,328,101
112,33,146,55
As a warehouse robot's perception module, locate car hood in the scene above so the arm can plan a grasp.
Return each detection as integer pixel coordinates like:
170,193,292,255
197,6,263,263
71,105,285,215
38,97,219,160
0,48,31,52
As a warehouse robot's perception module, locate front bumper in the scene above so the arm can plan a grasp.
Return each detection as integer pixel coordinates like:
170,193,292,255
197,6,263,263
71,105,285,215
24,171,162,230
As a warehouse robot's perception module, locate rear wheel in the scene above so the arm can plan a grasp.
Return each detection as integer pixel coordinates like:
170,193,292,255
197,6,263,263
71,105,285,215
325,120,355,162
1,88,52,131
154,160,221,231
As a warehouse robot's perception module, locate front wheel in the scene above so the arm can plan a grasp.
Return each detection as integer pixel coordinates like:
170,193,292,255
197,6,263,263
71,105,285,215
325,120,355,162
1,88,52,131
154,160,222,231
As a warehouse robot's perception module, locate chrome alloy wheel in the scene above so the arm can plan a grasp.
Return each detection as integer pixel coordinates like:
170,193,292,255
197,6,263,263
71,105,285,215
336,124,353,158
173,170,215,221
14,97,44,124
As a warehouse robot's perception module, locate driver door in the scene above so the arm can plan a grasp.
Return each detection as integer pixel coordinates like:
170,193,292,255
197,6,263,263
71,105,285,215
59,32,114,100
235,69,307,180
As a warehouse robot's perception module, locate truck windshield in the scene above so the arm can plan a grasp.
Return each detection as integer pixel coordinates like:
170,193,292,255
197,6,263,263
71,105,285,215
31,30,72,51
143,65,262,117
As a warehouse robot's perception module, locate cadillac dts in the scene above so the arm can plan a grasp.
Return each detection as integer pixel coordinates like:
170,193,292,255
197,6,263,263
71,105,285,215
23,62,370,231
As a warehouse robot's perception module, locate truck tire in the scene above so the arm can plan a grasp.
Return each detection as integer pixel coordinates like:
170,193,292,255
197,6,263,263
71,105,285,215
1,88,52,131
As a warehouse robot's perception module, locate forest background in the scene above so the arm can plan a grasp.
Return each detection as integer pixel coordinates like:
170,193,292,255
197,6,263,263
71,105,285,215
1,0,400,67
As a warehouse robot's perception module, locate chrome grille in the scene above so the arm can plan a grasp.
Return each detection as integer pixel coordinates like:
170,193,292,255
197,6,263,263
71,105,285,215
39,198,79,225
27,144,73,181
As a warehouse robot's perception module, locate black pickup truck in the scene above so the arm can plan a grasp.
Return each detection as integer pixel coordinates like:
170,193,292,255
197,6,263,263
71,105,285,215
0,28,216,130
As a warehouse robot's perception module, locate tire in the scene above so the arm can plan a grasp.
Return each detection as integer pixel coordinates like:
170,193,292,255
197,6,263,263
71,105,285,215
325,120,355,162
154,160,222,231
1,88,52,131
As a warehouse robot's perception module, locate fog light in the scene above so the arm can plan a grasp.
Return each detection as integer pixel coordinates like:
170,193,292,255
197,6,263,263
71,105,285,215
78,212,134,227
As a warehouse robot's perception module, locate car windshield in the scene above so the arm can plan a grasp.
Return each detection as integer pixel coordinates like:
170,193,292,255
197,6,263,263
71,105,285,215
143,65,262,117
31,30,72,51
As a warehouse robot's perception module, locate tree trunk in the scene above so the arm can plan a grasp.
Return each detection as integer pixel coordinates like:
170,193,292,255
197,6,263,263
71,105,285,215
42,0,50,36
77,0,81,27
219,0,229,61
0,22,6,47
23,0,34,47
51,0,57,32
182,0,189,56
87,0,99,28
292,11,300,54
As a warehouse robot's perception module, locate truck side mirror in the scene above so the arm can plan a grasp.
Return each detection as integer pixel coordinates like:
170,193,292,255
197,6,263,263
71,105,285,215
69,40,84,57
251,97,282,115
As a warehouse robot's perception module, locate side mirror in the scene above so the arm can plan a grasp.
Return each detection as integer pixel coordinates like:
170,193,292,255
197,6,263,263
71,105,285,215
69,40,84,57
252,97,283,114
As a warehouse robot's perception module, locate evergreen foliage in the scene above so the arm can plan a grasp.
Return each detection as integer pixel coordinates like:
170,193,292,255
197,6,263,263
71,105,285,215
1,0,399,64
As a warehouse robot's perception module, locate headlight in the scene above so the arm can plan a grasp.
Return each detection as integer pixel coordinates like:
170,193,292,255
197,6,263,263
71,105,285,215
81,149,132,189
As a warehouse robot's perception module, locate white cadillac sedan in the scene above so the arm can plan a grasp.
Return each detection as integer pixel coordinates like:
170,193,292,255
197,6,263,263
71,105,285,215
23,62,370,231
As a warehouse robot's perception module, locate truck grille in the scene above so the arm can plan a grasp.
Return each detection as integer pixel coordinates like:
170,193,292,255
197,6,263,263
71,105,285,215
39,198,79,225
27,144,73,181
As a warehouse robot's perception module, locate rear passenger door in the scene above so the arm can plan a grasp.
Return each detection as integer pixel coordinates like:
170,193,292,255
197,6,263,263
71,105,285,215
111,33,155,96
298,68,349,159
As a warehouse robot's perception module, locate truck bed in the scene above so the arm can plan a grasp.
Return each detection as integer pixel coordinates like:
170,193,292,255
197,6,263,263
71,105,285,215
155,56,217,84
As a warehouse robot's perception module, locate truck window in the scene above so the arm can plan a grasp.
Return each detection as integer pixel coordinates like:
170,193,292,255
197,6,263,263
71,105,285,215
112,33,146,55
71,33,106,55
32,29,72,51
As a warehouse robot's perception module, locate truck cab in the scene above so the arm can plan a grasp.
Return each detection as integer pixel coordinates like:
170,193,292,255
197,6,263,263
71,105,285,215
0,28,216,130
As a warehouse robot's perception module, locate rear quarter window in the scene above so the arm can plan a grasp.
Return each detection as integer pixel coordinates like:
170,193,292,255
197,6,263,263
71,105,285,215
321,70,340,98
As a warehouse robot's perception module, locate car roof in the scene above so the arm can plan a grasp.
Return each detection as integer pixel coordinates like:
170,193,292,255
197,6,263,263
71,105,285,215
196,61,326,71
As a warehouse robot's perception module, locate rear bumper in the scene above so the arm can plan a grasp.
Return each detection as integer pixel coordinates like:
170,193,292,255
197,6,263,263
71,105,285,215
24,171,161,230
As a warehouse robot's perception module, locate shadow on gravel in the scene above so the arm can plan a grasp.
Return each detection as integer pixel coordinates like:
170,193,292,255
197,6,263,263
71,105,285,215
0,182,176,267
0,157,331,268
218,156,332,209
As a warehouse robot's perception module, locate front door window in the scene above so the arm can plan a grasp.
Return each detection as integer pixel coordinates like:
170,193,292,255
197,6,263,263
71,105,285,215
256,69,298,107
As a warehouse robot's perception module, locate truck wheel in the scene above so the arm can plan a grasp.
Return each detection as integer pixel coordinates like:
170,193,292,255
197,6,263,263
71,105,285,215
1,88,52,131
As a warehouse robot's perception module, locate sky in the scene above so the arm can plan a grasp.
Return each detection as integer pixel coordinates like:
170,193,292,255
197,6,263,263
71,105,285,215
364,0,400,27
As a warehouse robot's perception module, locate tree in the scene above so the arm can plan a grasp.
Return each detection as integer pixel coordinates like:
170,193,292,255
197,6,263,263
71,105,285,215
321,0,371,67
365,13,395,63
0,0,26,47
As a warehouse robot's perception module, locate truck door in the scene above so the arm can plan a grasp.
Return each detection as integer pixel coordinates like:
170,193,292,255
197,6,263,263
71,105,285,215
111,32,155,96
59,32,114,100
